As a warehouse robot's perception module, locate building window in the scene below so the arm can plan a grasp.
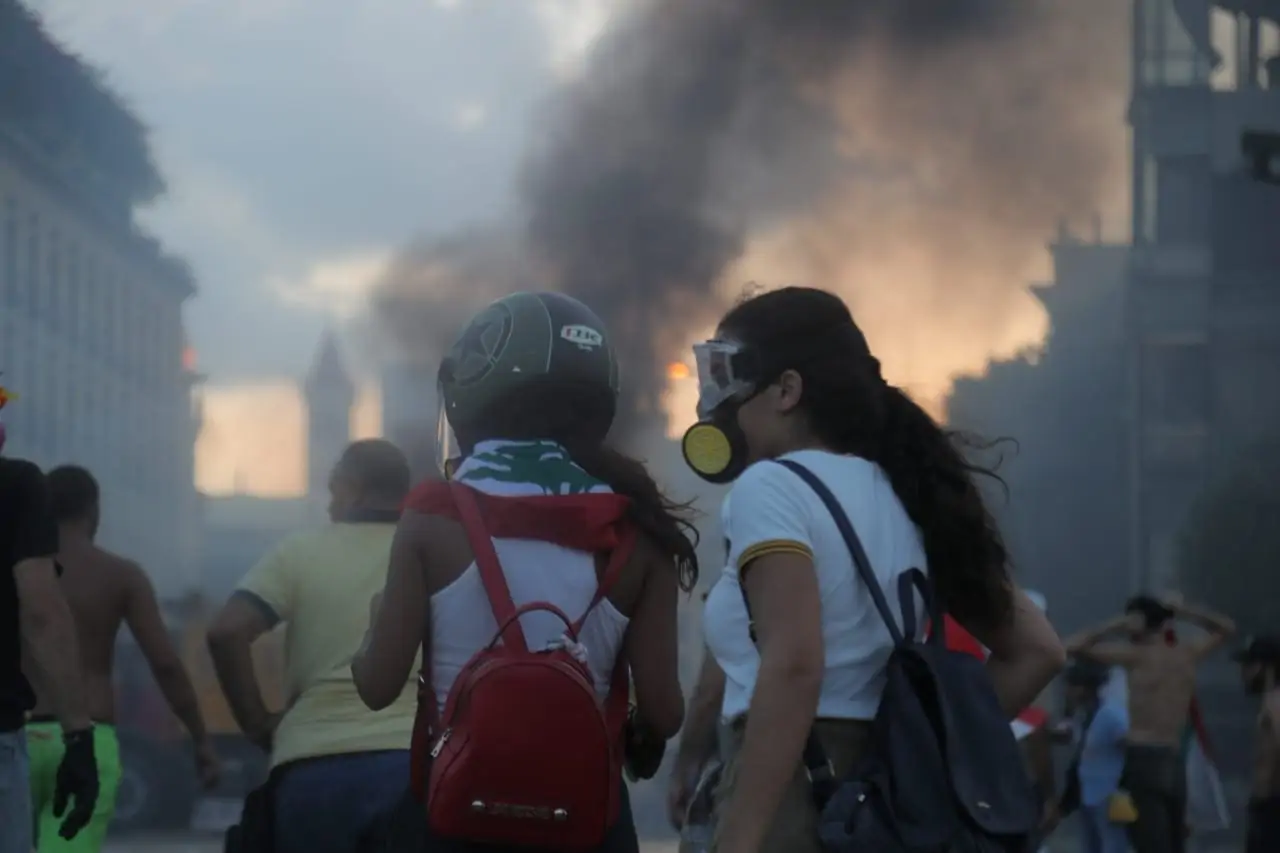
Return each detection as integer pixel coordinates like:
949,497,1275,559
115,281,129,373
1142,341,1210,426
1139,0,1211,86
2,199,16,309
25,214,39,317
1155,156,1210,246
66,243,80,345
100,271,115,363
45,229,61,331
90,269,107,357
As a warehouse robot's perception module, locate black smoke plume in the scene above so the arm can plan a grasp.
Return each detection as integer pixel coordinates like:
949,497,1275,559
372,0,1127,433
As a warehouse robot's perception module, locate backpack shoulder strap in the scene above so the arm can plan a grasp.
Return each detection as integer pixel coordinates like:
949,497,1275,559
571,524,637,635
772,459,905,646
896,568,944,649
449,481,527,653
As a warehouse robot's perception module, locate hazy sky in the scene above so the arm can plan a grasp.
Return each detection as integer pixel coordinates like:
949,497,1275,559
29,0,622,495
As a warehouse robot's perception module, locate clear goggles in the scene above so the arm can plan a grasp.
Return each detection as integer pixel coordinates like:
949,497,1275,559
693,339,757,419
436,383,462,480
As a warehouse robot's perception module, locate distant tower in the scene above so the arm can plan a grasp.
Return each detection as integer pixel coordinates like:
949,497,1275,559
304,331,355,497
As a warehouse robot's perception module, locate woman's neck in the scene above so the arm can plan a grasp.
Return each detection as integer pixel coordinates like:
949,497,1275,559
767,436,839,459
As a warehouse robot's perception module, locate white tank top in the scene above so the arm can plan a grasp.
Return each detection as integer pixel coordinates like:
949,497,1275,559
430,539,630,712
431,440,631,712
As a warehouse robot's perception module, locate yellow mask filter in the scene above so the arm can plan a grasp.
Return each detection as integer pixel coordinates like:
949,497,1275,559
681,419,746,484
1107,790,1138,824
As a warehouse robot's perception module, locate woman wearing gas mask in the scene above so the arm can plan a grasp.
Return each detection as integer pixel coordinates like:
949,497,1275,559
675,286,1065,853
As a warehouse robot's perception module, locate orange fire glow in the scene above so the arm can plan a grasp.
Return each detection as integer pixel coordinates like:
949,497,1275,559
183,347,198,372
666,361,692,380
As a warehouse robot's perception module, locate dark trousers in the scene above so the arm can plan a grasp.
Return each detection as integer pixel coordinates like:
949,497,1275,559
1246,796,1280,853
274,750,411,853
376,781,639,853
1120,744,1186,853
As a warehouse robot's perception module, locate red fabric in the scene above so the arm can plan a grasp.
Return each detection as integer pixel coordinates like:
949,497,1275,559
1016,705,1048,729
402,480,632,553
929,615,987,660
931,616,1053,734
1165,627,1216,761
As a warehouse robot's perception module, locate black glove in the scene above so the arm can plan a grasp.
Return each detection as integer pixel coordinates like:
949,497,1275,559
623,705,667,781
54,727,99,840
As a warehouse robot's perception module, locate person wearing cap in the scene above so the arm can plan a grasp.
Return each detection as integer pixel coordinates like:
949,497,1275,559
1054,659,1129,853
1235,634,1280,853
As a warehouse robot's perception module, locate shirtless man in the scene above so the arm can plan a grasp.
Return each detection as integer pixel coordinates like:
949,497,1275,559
26,465,219,852
1235,635,1280,853
1065,593,1235,853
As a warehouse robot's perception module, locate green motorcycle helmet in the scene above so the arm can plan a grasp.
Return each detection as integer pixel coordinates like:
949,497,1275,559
436,292,621,471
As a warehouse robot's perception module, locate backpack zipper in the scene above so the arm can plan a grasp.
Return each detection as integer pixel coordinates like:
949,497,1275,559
430,727,452,758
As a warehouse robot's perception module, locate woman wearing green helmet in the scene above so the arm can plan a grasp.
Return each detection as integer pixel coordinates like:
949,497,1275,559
354,292,698,853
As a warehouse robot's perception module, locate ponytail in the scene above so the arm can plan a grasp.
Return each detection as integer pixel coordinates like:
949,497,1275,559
869,386,1014,631
565,440,701,593
799,360,1014,632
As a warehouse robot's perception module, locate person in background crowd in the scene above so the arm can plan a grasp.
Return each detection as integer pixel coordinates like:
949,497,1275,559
1066,592,1235,853
1057,658,1130,853
26,466,219,853
1235,634,1280,853
353,292,692,853
675,287,1064,853
0,381,98,853
208,439,415,853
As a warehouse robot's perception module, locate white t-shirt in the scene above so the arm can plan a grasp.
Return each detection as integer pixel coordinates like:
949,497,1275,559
703,450,928,721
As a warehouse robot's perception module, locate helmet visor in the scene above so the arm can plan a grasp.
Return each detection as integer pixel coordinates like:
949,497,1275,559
435,385,462,480
693,340,755,419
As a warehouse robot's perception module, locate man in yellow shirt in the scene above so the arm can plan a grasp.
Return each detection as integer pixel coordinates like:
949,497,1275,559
207,439,416,853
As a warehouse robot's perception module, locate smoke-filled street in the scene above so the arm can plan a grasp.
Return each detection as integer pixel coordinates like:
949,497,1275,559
5,1,1280,852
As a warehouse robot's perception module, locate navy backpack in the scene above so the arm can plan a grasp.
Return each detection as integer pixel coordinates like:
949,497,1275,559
773,459,1041,853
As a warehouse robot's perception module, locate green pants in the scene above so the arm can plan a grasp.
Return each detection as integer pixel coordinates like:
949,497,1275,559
26,723,121,853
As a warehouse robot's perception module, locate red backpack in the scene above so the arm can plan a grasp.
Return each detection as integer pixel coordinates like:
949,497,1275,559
410,483,634,851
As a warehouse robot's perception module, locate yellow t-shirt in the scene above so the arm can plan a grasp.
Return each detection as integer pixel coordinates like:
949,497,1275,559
237,522,419,767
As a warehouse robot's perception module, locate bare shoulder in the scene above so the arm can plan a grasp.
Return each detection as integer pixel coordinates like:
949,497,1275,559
399,508,458,543
400,509,472,595
630,529,669,572
99,549,152,595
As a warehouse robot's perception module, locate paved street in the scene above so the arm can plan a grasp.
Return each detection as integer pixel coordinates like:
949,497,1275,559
103,833,1242,853
102,840,687,853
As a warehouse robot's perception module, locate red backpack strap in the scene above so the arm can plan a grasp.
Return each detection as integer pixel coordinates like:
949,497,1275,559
571,524,638,635
581,525,638,742
449,482,527,653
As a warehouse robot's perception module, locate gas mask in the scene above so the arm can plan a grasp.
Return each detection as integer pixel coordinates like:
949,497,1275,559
681,340,761,484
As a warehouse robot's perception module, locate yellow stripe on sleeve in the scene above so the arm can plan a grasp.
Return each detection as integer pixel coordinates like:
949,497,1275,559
736,539,814,571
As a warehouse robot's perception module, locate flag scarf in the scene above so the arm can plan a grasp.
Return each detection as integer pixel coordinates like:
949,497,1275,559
401,439,631,552
1098,628,1230,833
